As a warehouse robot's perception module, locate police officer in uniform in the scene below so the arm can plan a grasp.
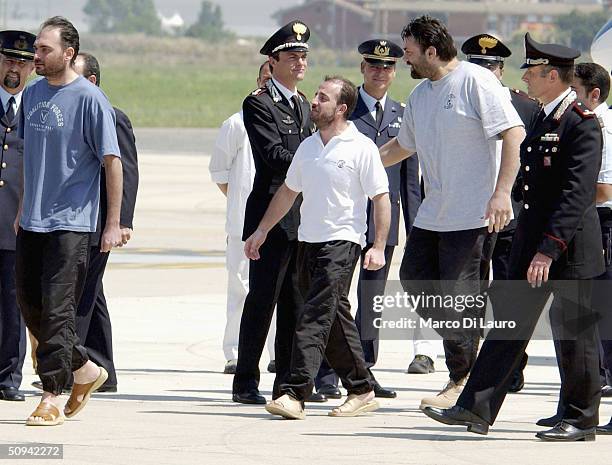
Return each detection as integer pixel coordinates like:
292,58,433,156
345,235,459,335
462,34,541,393
233,21,316,404
315,39,421,399
0,30,35,402
422,33,605,441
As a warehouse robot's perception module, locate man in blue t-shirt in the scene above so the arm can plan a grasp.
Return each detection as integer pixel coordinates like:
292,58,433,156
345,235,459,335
15,16,122,426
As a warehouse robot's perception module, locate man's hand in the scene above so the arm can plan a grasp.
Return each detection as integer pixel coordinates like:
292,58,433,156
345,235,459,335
101,224,122,253
363,246,385,271
486,191,512,233
120,226,133,246
13,215,19,235
244,229,268,260
527,252,553,287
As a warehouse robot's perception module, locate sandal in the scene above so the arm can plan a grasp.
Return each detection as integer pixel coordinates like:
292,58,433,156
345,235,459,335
26,402,64,426
328,394,379,417
64,367,108,418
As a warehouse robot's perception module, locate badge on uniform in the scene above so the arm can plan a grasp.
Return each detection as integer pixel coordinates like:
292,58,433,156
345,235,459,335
540,133,559,142
543,156,552,166
282,116,294,125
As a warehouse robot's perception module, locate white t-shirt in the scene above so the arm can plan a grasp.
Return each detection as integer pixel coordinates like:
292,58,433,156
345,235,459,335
285,121,389,246
595,103,612,209
397,61,523,232
209,111,255,237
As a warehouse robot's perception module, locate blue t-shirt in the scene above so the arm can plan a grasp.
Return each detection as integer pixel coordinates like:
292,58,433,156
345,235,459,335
19,76,120,233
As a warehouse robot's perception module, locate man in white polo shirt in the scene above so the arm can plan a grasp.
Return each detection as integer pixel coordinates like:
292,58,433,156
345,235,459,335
244,75,391,420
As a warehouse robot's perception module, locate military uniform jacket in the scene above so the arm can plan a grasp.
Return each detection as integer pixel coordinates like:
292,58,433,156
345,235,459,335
350,91,420,246
510,92,605,279
0,103,23,251
242,79,314,241
92,107,139,246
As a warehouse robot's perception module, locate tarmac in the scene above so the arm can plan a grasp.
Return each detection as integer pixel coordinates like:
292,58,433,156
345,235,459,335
0,129,611,464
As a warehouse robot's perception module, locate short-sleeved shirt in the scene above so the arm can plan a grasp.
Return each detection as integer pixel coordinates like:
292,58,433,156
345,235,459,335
209,111,255,237
285,121,389,246
19,76,120,233
595,103,612,209
397,61,523,232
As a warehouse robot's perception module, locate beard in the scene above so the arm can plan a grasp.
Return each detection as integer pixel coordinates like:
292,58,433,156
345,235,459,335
3,73,19,89
408,58,432,80
35,57,65,77
311,108,335,129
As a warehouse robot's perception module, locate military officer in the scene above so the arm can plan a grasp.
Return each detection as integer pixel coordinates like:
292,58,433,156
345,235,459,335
0,30,35,402
315,39,421,399
462,34,541,393
423,33,605,442
232,21,317,404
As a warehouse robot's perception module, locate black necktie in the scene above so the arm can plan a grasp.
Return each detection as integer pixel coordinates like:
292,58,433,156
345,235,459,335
375,101,383,129
291,95,303,128
5,97,15,121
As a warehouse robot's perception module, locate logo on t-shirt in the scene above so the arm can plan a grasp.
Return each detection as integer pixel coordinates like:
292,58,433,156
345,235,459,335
444,93,456,110
26,101,64,132
337,160,346,168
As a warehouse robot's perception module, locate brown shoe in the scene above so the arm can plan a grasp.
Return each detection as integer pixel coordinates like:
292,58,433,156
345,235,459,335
419,377,466,410
64,367,108,418
265,394,305,420
26,402,64,426
328,393,379,417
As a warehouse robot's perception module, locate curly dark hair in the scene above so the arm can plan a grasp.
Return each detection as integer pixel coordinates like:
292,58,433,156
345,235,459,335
401,15,457,62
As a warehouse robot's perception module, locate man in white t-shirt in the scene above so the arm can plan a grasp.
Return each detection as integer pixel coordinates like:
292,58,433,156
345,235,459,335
244,76,391,420
379,15,525,410
209,62,276,375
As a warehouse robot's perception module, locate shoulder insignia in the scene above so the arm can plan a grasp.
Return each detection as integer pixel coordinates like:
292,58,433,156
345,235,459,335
400,102,406,107
552,90,576,122
251,87,267,97
572,100,596,120
511,87,538,102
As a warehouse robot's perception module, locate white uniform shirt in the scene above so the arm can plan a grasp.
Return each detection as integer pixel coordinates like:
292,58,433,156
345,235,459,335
0,86,21,115
285,121,389,247
595,102,612,209
209,111,255,237
359,86,387,122
397,61,523,232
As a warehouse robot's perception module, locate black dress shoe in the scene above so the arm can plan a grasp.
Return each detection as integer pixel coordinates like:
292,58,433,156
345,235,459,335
373,383,397,398
96,384,117,393
305,392,327,403
0,387,25,401
317,385,342,399
596,421,612,435
422,405,489,435
536,414,563,427
536,421,596,441
267,360,276,373
407,355,435,374
508,369,525,393
232,390,266,404
602,385,612,397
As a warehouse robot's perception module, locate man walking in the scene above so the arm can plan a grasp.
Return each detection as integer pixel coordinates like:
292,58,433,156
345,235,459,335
0,30,35,403
380,15,525,409
17,16,122,426
233,21,316,404
209,61,275,375
245,76,390,419
422,34,605,442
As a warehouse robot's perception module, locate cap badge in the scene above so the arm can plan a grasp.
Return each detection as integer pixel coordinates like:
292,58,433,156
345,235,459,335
14,37,28,51
478,36,498,54
374,41,390,57
293,23,307,41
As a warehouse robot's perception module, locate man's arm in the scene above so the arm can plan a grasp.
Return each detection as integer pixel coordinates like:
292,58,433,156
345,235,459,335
216,183,228,196
115,108,139,244
101,155,123,252
379,137,415,168
597,184,612,204
244,183,299,260
486,125,525,232
363,192,391,271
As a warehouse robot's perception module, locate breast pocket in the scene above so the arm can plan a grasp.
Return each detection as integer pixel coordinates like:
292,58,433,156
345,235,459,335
278,122,301,150
324,159,354,192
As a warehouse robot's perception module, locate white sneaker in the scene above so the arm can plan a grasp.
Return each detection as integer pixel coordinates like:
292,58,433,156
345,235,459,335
419,377,467,410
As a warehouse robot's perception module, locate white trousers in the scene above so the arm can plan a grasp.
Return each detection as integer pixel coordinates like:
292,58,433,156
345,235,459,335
223,235,275,361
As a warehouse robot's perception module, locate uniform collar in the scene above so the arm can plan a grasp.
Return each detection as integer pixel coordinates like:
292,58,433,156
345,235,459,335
543,87,571,117
0,86,22,112
359,86,387,113
271,77,298,103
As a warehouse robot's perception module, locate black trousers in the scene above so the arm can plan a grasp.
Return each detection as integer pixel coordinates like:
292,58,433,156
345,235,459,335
0,250,26,390
75,247,116,387
315,244,395,389
282,241,372,401
399,226,489,382
595,208,612,383
15,229,90,395
458,280,601,428
233,231,302,398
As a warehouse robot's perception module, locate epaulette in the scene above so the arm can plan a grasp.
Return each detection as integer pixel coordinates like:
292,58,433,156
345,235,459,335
572,101,596,120
511,88,538,103
400,102,406,107
251,87,267,97
552,90,576,122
